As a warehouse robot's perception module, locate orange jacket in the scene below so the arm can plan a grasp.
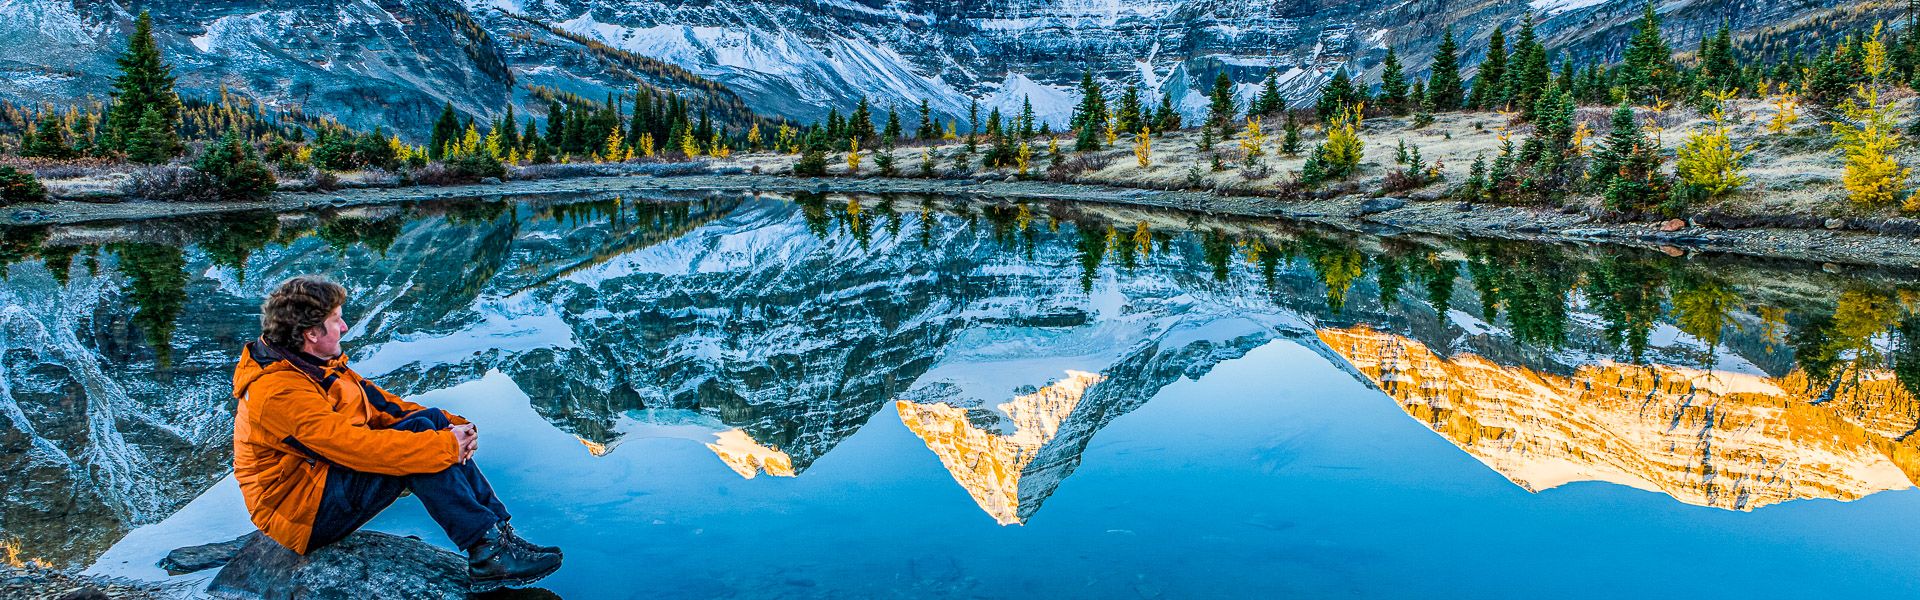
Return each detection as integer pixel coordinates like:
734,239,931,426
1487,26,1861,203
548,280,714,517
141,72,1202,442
230,339,469,553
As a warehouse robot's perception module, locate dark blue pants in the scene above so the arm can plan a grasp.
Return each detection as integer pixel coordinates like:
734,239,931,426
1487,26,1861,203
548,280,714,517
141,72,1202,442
308,408,510,551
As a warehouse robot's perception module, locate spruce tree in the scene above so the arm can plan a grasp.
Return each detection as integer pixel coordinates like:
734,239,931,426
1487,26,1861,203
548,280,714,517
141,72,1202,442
125,107,181,164
544,102,567,153
1428,26,1466,110
851,97,875,144
1116,84,1144,134
196,128,276,202
1072,71,1107,151
1281,111,1302,155
916,99,936,140
1316,68,1358,122
1505,14,1552,118
23,114,77,159
1470,26,1509,109
1155,91,1182,131
1254,70,1285,117
1517,85,1578,200
1380,47,1410,115
1018,96,1036,138
1696,23,1738,95
1619,0,1674,104
1207,71,1237,133
501,104,520,152
106,11,181,159
883,106,902,148
967,98,980,134
1591,102,1668,213
0,166,46,206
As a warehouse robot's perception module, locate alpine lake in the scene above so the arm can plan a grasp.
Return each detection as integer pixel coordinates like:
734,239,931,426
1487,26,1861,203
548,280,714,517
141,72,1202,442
2,190,1917,598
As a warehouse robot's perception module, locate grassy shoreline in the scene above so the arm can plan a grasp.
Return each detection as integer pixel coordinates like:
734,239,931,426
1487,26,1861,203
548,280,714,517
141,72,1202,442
7,169,1920,271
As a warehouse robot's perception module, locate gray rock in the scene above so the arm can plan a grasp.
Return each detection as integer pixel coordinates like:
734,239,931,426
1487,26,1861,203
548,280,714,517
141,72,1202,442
1357,197,1406,215
207,531,468,600
159,533,255,574
1452,202,1474,212
1825,218,1846,230
1562,228,1612,237
480,177,504,185
8,208,49,223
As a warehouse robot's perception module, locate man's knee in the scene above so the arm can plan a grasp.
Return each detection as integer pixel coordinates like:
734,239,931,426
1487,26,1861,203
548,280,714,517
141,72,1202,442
390,408,450,432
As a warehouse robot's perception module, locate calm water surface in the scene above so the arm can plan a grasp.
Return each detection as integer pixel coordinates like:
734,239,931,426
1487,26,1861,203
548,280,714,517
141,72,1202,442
2,191,1917,598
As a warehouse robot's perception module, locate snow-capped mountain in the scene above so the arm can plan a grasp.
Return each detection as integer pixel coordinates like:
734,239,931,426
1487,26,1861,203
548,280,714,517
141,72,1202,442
3,0,1897,136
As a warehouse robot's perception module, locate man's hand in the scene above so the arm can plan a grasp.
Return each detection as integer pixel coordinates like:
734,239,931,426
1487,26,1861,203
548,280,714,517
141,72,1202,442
452,424,478,462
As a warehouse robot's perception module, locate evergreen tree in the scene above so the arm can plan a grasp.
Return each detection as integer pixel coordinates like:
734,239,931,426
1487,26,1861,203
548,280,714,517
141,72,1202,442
825,108,844,142
1696,23,1739,95
916,99,936,140
125,106,181,164
501,104,519,152
1281,111,1302,155
106,11,181,160
1591,102,1668,213
1380,47,1410,115
1428,26,1466,110
1207,71,1237,133
1619,0,1674,103
1072,71,1107,151
883,105,902,148
431,103,462,160
0,166,46,206
967,98,980,134
1116,84,1144,134
1517,85,1579,200
195,128,276,201
1316,68,1358,122
1506,13,1553,118
23,113,77,159
1254,70,1285,117
1018,96,1036,139
851,97,875,144
1156,91,1182,131
1470,26,1509,109
544,102,567,153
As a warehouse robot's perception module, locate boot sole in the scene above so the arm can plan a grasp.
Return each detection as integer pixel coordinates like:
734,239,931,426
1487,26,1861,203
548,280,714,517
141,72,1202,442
469,559,563,594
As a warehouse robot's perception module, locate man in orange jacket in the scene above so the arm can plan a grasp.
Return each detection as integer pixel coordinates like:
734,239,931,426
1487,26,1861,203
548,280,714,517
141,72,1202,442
231,275,561,592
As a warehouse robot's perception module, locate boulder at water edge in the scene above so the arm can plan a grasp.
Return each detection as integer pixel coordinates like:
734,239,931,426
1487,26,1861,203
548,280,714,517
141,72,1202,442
197,531,469,600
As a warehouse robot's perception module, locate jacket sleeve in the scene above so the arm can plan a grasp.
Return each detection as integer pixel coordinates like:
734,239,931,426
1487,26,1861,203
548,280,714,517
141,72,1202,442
259,376,463,476
362,380,470,429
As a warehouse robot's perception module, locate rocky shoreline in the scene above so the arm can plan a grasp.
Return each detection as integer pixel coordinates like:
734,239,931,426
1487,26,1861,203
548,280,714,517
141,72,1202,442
7,173,1919,270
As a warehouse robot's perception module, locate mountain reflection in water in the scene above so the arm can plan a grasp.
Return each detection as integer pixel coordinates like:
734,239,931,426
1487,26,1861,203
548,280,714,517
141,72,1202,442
1,192,1917,597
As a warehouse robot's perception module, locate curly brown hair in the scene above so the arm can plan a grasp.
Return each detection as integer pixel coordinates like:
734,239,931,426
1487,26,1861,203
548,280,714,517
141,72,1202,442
260,276,347,348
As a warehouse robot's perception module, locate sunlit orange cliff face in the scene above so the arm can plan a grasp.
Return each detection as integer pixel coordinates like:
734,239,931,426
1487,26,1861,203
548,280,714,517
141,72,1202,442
896,371,1106,525
1318,326,1920,510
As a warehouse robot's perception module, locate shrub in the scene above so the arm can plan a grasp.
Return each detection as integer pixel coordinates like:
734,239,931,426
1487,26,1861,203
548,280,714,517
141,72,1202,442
1046,151,1113,181
0,166,47,205
1674,105,1749,204
452,152,506,180
793,149,828,176
130,166,220,202
195,130,277,201
1301,105,1365,186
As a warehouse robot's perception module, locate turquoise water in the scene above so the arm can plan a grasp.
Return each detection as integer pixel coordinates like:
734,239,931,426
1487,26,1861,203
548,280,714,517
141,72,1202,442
4,193,1917,597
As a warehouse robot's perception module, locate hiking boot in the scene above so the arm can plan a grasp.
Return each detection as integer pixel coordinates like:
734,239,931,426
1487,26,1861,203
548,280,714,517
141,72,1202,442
467,526,562,593
501,522,562,556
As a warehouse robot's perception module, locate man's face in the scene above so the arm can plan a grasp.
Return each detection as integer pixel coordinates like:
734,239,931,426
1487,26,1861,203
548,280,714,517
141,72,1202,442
301,306,348,358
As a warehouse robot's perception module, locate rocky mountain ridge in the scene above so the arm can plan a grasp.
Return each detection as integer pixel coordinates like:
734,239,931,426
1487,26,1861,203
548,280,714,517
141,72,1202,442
3,0,1901,138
